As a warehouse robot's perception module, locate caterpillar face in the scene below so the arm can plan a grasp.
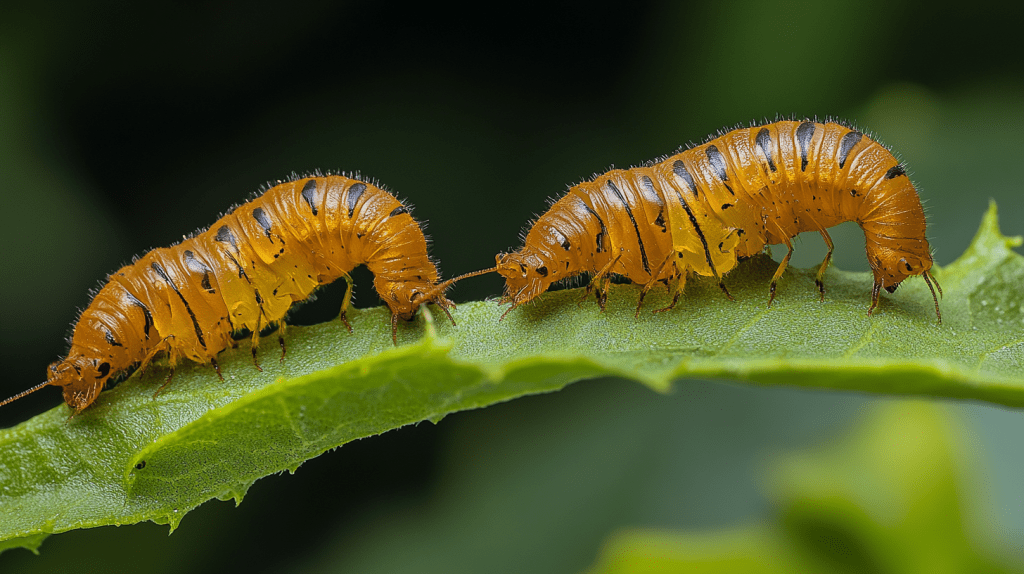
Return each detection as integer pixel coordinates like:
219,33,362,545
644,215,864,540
872,249,934,293
495,251,551,309
377,278,454,321
48,356,109,414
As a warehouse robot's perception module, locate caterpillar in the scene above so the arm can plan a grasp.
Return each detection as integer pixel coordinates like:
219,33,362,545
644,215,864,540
494,119,942,320
1,173,464,415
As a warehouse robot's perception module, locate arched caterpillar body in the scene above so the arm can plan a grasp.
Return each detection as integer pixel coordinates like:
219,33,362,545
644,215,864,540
495,119,942,319
3,173,455,414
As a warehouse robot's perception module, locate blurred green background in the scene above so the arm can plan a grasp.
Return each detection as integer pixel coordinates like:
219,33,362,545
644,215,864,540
2,1,1023,572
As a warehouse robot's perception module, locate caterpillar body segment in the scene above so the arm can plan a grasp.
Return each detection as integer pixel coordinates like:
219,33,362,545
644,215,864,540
4,174,454,414
496,120,941,320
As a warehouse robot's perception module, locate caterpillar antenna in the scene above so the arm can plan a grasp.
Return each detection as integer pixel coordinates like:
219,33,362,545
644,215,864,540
432,266,499,294
0,381,51,408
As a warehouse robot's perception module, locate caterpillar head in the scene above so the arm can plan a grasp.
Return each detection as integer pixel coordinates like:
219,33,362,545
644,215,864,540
495,251,552,316
377,278,456,345
380,280,437,320
48,356,111,414
865,244,942,322
886,255,934,293
866,242,934,293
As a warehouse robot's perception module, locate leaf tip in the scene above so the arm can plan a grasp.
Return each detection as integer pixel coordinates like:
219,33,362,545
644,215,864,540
978,200,1023,250
215,480,256,507
152,509,185,534
0,533,50,556
946,200,1024,276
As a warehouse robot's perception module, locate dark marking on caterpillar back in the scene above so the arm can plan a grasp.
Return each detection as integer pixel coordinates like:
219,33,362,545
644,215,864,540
706,145,735,196
672,188,717,275
838,131,862,169
755,127,777,172
654,209,667,232
885,165,906,179
102,327,122,347
346,183,367,217
184,250,215,292
576,195,608,253
672,160,698,197
389,206,409,218
553,228,571,251
252,208,273,239
606,179,651,274
215,225,237,250
224,251,250,281
797,121,816,171
123,289,153,339
643,175,670,233
151,261,207,349
253,288,266,320
640,176,664,208
301,179,318,215
706,145,729,181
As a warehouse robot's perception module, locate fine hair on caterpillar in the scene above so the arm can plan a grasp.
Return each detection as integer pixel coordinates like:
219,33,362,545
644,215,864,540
495,118,942,322
1,173,458,415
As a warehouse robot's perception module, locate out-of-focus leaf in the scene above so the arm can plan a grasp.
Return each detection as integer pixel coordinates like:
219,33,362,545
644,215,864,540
586,402,1024,574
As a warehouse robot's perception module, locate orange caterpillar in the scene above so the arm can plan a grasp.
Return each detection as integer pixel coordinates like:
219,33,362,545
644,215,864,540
2,173,461,414
495,119,942,319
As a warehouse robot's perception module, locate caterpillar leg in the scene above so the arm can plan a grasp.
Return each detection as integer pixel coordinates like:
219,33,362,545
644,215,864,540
867,280,882,316
768,239,795,307
635,253,674,318
152,369,176,399
430,296,457,328
278,320,287,363
581,251,622,310
500,285,529,320
338,271,355,334
210,357,224,380
250,346,264,372
137,335,174,378
249,318,265,372
597,276,614,311
868,271,943,323
815,229,835,301
718,281,735,301
653,269,688,314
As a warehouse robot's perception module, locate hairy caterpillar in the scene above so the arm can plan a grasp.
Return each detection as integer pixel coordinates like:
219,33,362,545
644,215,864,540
495,119,942,320
2,173,461,415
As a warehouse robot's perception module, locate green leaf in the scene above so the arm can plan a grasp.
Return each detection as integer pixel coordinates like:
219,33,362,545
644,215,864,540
584,402,1024,574
768,402,1004,573
1,202,1023,552
584,526,809,574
